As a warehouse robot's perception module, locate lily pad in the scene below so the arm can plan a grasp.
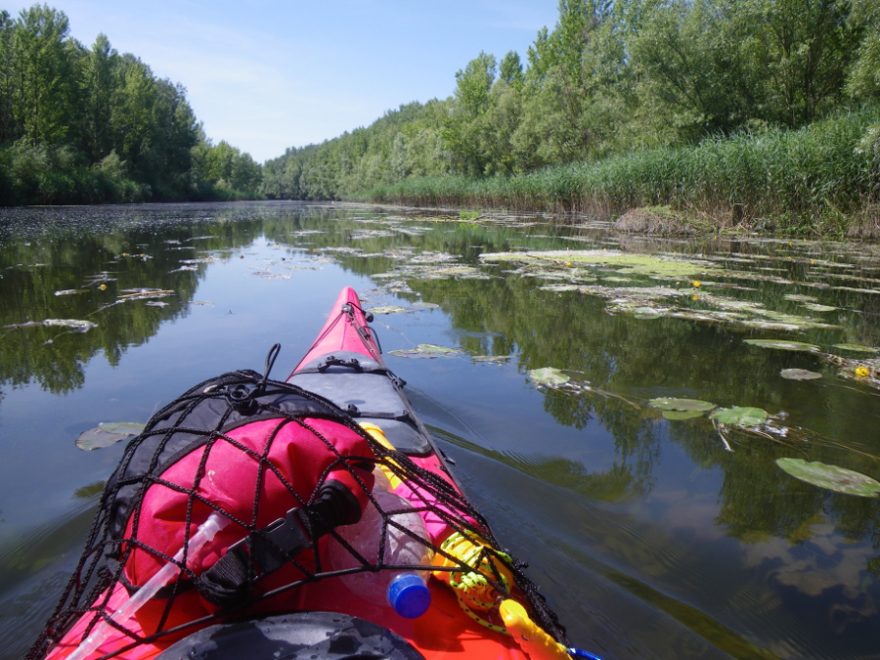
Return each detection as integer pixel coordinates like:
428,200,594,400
528,367,570,388
649,397,716,413
832,343,878,355
710,406,768,427
388,344,461,359
76,422,145,451
780,368,822,381
744,339,821,353
776,458,880,498
368,305,409,315
661,410,706,420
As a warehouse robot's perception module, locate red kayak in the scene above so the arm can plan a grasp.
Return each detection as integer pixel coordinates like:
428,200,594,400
32,287,577,660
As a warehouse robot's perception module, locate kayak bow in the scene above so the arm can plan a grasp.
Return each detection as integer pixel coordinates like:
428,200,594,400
33,287,576,660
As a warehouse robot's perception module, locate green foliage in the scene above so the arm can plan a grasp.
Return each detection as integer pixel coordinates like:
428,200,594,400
263,0,876,231
0,4,260,205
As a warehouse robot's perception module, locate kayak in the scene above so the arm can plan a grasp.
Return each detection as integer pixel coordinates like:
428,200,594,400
30,287,583,659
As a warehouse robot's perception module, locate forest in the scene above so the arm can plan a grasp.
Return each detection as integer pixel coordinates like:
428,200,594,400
2,0,880,233
0,5,261,204
262,0,880,233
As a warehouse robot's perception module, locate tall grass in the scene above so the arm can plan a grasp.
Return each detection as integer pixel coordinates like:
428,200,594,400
364,108,880,234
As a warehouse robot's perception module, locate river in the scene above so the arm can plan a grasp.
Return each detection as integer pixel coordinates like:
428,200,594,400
0,200,878,658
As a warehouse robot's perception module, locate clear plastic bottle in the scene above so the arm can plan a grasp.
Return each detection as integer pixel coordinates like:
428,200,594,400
327,470,433,618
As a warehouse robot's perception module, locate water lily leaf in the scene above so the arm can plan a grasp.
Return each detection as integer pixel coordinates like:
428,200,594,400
744,339,821,353
649,397,716,412
710,406,768,426
76,422,145,451
832,343,877,355
662,410,705,420
368,305,409,315
388,343,461,359
780,368,822,381
776,458,880,498
528,367,570,387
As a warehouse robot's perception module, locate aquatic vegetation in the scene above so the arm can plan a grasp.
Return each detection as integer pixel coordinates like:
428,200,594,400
472,355,509,364
776,458,880,498
388,343,463,359
528,367,570,387
780,369,823,381
368,305,410,315
481,249,719,279
649,397,717,420
833,343,878,355
744,339,822,353
4,318,97,333
76,422,145,451
117,288,175,301
710,406,769,427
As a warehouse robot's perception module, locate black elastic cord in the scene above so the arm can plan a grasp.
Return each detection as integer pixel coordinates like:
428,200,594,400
260,343,282,392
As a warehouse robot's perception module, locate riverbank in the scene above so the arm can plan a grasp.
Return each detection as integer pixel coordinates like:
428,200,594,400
362,109,880,239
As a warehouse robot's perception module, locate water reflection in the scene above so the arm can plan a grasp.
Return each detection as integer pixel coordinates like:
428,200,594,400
1,201,879,658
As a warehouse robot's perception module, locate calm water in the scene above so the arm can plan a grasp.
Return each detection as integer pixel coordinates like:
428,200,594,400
1,201,879,659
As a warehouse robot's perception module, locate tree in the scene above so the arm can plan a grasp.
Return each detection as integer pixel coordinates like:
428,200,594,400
81,33,116,160
12,5,79,145
442,51,497,175
0,10,18,143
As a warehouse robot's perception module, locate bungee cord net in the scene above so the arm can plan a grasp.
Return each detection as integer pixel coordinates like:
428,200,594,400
29,367,567,659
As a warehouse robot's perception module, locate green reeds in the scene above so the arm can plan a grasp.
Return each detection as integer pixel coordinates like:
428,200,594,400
364,108,880,234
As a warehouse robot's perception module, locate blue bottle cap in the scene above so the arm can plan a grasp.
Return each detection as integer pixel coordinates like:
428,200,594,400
386,573,431,618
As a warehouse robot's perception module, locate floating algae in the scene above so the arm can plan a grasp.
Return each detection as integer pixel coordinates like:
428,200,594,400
4,318,97,333
388,344,463,359
480,249,719,279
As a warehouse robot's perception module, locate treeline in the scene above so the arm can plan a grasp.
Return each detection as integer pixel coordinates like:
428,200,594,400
263,0,880,226
0,5,262,205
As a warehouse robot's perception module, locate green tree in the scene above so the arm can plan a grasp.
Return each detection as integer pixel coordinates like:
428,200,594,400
81,33,116,160
847,0,880,99
443,51,497,176
0,10,18,143
12,4,79,145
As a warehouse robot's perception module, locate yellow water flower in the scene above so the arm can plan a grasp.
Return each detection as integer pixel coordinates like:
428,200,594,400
855,365,870,378
98,283,108,291
564,261,573,268
691,280,702,288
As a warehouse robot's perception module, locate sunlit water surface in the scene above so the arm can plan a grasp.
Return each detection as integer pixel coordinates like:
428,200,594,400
1,201,879,659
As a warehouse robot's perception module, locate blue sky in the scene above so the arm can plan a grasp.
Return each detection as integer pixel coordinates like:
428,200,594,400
5,1,560,162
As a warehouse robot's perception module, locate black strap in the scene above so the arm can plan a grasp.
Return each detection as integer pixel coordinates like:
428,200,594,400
317,355,363,372
197,481,361,609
